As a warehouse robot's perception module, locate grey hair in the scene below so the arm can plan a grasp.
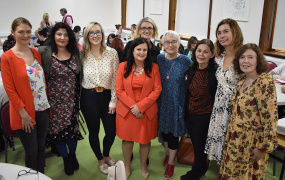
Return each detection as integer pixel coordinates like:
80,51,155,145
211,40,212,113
162,30,181,45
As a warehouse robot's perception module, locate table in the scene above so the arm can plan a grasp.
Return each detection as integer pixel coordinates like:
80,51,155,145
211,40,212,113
0,163,52,180
275,83,285,106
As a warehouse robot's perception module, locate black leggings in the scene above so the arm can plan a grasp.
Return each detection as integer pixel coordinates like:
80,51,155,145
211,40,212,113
162,132,179,150
16,109,49,173
80,89,116,160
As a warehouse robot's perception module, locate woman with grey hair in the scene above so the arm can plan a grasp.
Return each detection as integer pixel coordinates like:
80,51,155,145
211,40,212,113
157,30,192,179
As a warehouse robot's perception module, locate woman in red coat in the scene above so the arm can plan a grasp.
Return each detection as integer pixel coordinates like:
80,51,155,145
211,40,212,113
115,37,162,179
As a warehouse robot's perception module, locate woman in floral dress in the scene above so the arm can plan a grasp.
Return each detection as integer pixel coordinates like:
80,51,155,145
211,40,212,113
219,43,278,179
39,22,83,176
204,18,243,163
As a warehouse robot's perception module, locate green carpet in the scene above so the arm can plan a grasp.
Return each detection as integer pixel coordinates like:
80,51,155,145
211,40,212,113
0,121,284,180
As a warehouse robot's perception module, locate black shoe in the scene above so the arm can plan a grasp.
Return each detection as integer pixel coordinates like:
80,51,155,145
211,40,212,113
69,153,79,170
63,156,74,176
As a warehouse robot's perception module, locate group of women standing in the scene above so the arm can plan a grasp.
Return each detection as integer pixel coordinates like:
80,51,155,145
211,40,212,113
1,15,278,180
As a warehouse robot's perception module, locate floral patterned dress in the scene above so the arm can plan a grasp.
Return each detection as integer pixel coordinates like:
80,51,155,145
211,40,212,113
47,56,83,144
204,57,239,163
218,73,278,180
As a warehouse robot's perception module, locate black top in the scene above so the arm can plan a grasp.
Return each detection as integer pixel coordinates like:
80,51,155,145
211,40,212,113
121,40,160,63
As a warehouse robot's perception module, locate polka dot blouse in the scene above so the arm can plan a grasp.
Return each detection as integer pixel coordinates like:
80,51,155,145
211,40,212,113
82,47,119,107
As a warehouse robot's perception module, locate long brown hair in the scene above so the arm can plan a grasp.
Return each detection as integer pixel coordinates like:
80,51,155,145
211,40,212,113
214,18,243,57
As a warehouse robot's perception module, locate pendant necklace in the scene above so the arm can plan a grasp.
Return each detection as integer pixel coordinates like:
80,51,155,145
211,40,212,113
165,53,179,80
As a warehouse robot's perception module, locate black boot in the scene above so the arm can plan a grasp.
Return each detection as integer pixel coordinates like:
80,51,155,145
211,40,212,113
69,153,79,170
63,156,74,176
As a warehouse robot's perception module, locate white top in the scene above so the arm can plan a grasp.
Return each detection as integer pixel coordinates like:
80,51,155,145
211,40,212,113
26,59,50,111
82,47,119,107
270,62,285,76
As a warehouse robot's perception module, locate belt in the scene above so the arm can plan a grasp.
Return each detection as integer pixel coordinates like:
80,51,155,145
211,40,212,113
90,87,106,92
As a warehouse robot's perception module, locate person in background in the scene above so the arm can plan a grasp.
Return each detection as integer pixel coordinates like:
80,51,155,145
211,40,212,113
73,25,81,43
157,30,192,179
183,36,198,59
129,24,136,40
38,22,83,176
115,37,162,179
110,37,124,62
1,17,50,173
80,21,119,175
106,33,116,47
3,34,15,52
204,18,243,164
57,8,73,28
157,35,163,51
37,28,48,46
178,43,184,54
181,39,218,180
115,24,128,41
0,63,9,153
122,17,160,64
219,43,278,179
269,62,285,80
40,13,53,30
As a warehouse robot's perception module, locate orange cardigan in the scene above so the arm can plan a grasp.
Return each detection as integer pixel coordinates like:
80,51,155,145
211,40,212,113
1,48,43,130
115,61,162,120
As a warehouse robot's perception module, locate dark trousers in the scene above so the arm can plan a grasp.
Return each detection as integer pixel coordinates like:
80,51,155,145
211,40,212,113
80,89,116,160
16,109,49,173
185,113,211,178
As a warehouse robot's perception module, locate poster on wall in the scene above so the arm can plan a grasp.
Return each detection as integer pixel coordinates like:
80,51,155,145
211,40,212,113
223,0,251,21
150,0,163,15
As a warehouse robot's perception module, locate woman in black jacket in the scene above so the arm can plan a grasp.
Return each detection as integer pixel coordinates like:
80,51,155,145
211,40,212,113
181,39,218,180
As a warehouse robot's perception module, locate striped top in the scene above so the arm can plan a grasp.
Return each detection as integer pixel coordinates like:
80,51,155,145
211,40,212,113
187,68,213,114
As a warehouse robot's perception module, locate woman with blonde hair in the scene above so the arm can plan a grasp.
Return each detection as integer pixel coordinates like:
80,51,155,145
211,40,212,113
40,13,53,30
80,21,119,175
204,18,244,164
122,17,160,63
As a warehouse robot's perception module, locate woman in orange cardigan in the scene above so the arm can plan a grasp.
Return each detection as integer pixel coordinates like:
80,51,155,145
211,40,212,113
115,37,162,179
1,17,50,173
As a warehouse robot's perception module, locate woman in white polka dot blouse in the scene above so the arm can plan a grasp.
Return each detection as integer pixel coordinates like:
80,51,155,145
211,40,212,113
80,21,119,175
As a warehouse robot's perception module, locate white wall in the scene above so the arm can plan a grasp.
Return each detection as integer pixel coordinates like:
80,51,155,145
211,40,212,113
209,0,264,44
0,0,121,36
144,0,169,38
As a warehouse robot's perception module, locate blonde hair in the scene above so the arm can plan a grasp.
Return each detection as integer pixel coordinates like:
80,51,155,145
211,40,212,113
43,13,49,22
81,22,106,60
135,17,158,39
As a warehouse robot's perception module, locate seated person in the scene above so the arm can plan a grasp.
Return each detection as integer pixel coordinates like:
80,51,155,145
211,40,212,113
269,62,285,80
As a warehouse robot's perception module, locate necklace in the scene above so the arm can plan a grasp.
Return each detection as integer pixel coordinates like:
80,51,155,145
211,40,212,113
166,61,176,80
165,53,179,80
133,67,144,77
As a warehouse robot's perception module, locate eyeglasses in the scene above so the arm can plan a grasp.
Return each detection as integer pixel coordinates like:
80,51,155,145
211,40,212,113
17,169,39,179
89,31,102,37
140,27,153,31
164,40,178,46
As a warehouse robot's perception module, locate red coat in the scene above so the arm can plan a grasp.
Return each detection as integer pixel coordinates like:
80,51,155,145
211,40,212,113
1,48,43,130
115,61,162,144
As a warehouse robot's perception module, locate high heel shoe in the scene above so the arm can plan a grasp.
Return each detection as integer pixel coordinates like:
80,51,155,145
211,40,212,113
141,171,149,179
164,164,175,179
